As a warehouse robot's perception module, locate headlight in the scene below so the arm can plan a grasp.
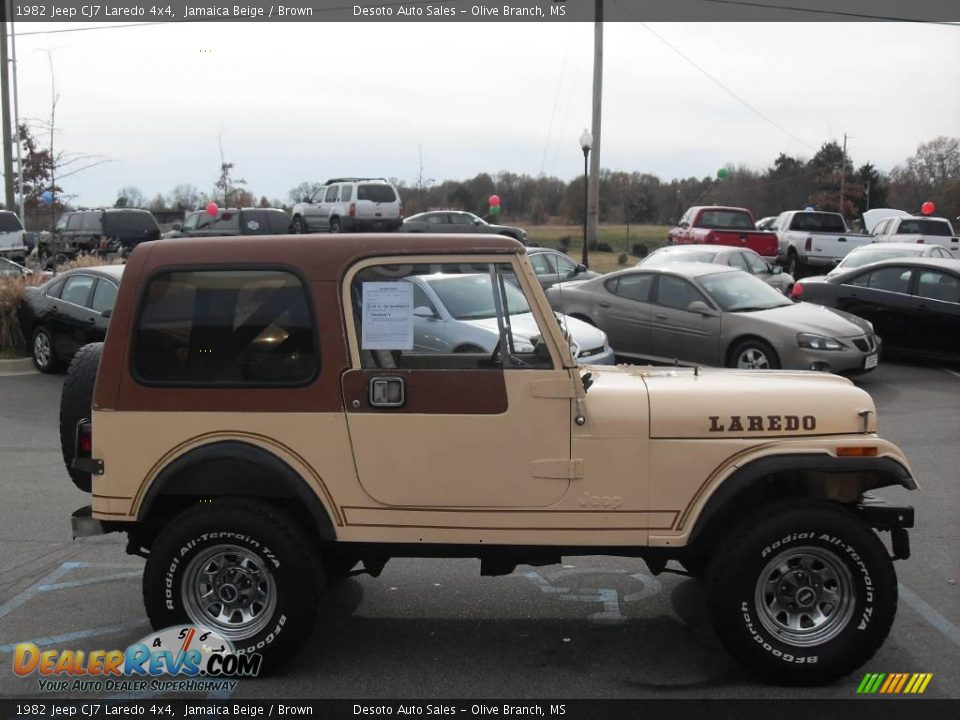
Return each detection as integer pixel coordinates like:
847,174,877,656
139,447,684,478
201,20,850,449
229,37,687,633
797,332,844,351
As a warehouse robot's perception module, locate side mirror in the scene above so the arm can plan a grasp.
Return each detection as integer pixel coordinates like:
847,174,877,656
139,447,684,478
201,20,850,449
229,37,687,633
687,300,718,316
473,218,482,225
771,265,783,275
100,309,112,319
679,221,690,229
413,305,437,319
171,222,182,231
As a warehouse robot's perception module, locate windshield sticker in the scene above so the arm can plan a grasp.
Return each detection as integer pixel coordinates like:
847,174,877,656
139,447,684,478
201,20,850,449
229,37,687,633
362,282,414,350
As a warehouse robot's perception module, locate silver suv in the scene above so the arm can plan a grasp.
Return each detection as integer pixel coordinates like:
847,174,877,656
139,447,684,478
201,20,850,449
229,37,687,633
290,177,402,233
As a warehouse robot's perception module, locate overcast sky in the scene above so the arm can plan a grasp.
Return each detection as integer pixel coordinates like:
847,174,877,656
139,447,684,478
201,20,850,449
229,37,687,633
11,20,960,207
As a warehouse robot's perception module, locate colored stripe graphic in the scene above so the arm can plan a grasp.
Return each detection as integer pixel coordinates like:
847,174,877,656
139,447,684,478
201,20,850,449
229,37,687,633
857,672,932,694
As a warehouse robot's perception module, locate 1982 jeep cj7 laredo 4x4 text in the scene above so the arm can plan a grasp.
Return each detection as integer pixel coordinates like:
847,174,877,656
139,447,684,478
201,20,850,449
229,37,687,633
63,234,916,685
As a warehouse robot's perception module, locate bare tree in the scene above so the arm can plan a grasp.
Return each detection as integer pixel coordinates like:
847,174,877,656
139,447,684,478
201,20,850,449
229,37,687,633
214,129,247,207
115,185,146,208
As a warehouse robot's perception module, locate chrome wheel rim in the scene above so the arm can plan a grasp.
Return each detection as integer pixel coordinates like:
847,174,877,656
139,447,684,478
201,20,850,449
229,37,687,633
33,333,50,368
182,544,277,640
737,347,771,369
754,546,856,647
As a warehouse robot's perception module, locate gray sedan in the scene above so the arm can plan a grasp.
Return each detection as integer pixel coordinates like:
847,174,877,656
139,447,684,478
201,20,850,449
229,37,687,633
527,247,600,289
639,243,795,295
401,211,527,243
545,262,879,373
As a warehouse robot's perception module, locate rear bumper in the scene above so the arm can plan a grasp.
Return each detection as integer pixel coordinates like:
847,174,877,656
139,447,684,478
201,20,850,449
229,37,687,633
343,217,402,232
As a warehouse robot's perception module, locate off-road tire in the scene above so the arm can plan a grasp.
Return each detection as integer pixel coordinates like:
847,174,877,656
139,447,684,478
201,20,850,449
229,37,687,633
143,500,323,669
706,500,897,685
59,342,103,492
290,216,306,234
729,339,780,370
32,326,61,374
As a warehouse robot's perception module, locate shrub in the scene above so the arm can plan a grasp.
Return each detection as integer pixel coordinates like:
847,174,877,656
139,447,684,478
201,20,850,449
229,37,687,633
631,242,649,258
588,241,614,252
0,276,43,357
618,252,628,266
558,236,571,250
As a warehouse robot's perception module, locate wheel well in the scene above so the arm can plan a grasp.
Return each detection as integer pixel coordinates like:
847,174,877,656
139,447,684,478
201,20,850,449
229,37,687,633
453,343,485,353
724,334,776,366
686,454,915,558
570,313,594,326
135,441,336,550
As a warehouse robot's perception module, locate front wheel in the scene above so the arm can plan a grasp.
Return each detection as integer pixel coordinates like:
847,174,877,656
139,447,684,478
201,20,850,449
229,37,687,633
706,501,897,685
729,339,780,370
143,500,323,667
32,326,61,373
290,216,307,234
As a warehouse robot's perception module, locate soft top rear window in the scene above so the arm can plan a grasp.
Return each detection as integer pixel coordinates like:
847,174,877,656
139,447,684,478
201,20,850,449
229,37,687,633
357,184,397,203
103,211,160,235
0,213,23,232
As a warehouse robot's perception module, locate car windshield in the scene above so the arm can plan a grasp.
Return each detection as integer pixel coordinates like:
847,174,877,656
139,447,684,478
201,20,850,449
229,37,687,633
646,250,715,265
698,272,792,312
0,213,23,232
897,219,952,236
839,248,923,269
425,274,530,320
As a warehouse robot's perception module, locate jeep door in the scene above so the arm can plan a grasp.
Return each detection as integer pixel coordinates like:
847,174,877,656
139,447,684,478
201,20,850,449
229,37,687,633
341,258,573,508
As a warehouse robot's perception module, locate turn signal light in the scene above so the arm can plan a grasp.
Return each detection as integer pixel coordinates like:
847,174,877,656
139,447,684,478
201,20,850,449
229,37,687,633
836,446,878,457
790,282,804,300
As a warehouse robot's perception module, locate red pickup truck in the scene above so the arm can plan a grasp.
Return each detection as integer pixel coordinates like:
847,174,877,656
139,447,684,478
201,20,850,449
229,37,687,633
668,206,778,260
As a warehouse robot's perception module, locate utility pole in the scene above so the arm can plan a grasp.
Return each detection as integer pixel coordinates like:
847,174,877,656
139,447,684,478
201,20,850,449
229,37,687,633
1,3,15,211
586,0,603,252
838,132,848,218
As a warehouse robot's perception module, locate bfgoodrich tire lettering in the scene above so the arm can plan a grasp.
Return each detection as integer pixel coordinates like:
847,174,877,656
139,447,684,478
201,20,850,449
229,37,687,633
143,500,323,667
706,500,897,685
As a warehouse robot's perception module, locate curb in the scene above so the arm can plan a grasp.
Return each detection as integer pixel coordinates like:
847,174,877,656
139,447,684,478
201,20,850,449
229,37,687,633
0,356,36,375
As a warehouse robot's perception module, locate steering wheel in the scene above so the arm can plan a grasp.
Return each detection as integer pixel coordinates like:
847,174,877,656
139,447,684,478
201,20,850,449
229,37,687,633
489,339,530,368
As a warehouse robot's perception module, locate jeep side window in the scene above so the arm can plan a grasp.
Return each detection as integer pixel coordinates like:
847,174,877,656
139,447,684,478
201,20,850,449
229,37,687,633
350,262,554,371
133,269,318,385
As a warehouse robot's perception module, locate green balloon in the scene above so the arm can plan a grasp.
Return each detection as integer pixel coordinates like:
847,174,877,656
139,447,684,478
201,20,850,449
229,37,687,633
717,167,729,179
489,205,502,216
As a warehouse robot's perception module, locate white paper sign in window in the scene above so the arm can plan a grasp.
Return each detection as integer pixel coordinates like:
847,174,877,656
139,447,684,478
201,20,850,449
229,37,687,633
362,282,414,350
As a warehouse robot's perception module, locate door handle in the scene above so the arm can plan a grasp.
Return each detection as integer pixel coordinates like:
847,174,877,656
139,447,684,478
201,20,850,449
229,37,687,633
598,302,611,308
369,376,405,407
655,313,668,320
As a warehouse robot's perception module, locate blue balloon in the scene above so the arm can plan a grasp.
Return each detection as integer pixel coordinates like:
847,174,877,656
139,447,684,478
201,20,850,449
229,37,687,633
41,190,53,205
804,205,815,211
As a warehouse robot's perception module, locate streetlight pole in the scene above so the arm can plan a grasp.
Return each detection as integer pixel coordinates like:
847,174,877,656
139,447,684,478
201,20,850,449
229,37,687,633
579,128,592,268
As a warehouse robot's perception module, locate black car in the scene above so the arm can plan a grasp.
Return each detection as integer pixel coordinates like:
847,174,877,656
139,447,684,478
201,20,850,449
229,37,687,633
18,265,124,373
163,207,291,238
41,209,160,264
791,257,960,362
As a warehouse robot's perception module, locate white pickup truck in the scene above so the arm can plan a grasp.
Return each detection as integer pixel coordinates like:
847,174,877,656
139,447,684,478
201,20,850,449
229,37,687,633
774,210,873,276
867,212,958,254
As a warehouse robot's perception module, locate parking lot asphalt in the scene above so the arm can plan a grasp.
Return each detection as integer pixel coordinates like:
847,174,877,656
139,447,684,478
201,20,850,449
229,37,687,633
0,362,957,701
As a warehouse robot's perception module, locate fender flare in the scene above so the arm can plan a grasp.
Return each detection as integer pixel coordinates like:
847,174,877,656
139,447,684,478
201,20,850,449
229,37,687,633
687,453,916,545
137,440,337,540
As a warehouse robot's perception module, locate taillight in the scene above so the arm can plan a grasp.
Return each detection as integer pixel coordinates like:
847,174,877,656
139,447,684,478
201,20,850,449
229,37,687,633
349,202,356,218
399,203,404,220
804,237,812,251
790,282,804,300
916,238,924,244
76,421,93,457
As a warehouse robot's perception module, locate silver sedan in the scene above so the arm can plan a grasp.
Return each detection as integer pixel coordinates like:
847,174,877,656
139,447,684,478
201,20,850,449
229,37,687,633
409,273,614,365
545,262,879,373
638,243,795,295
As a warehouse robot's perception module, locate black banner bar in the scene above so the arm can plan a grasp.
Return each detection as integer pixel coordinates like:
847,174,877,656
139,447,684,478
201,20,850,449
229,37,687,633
5,0,959,23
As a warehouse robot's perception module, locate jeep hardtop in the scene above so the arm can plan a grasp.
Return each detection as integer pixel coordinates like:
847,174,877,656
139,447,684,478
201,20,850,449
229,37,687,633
64,233,916,684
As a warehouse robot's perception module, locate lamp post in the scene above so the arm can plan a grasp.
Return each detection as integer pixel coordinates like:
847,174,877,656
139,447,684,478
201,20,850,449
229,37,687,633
579,128,593,268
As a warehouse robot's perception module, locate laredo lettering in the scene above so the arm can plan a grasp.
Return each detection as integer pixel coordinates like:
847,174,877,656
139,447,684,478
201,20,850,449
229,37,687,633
708,415,817,432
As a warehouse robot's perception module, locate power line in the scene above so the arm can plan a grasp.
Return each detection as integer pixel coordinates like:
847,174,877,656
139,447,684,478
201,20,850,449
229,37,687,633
614,1,816,151
10,23,168,37
697,0,960,26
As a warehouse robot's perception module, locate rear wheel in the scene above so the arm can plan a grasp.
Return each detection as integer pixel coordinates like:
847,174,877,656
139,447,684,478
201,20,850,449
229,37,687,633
291,216,306,234
786,251,802,278
143,500,323,668
31,327,60,374
329,218,342,233
706,501,897,685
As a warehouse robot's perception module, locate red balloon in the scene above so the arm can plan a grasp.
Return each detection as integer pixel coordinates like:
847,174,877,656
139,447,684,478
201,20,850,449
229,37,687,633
488,195,501,207
205,202,219,217
920,201,935,215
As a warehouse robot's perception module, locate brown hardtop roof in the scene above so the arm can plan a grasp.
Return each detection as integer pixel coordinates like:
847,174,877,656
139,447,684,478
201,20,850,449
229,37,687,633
131,233,525,281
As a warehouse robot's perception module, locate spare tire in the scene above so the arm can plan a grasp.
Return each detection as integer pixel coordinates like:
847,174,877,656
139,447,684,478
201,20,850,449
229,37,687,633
59,343,103,492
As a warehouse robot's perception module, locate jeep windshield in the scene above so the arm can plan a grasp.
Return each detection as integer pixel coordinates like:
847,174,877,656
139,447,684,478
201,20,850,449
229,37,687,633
698,271,792,312
424,274,530,320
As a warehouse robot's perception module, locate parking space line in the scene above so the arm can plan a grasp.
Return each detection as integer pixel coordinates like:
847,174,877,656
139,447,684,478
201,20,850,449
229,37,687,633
0,563,76,620
37,570,141,592
943,368,960,381
899,583,960,648
0,620,149,654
